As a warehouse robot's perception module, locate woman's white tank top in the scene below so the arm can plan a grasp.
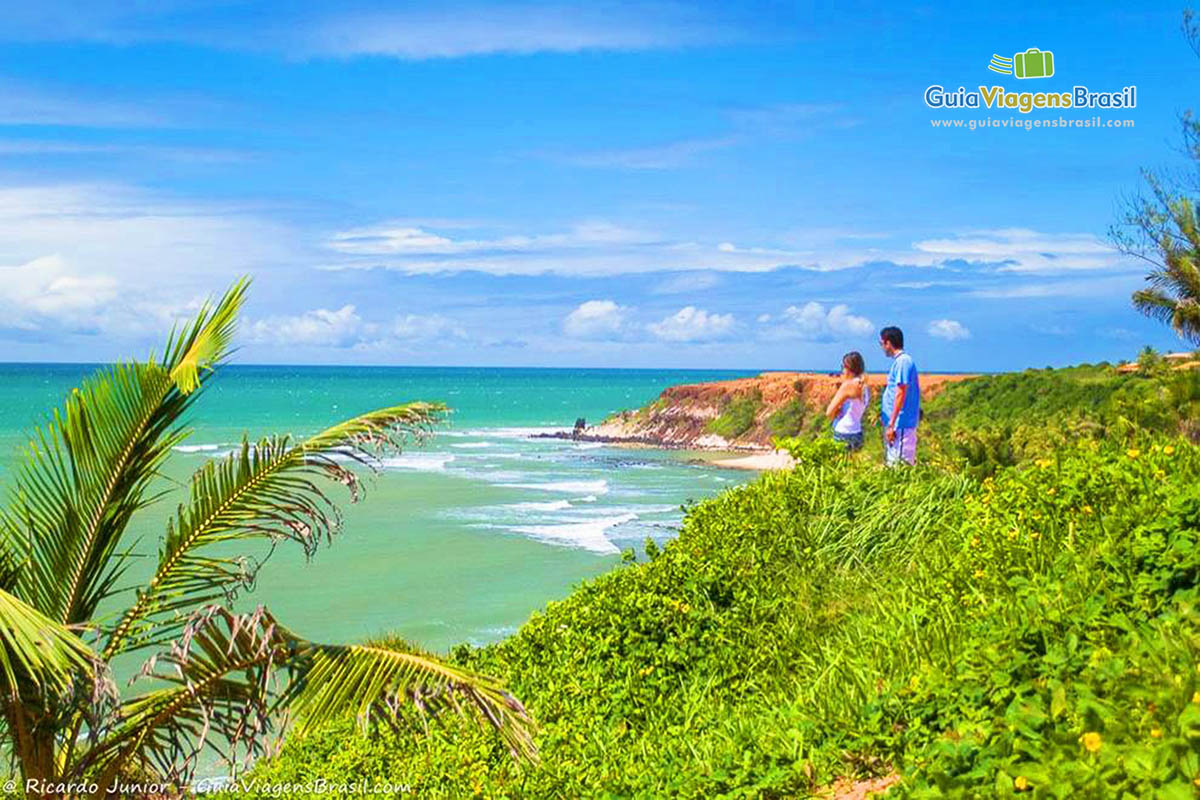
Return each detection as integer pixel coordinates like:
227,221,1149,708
833,382,869,435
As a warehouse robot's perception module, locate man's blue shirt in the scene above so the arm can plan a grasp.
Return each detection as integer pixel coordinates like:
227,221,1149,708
881,352,920,429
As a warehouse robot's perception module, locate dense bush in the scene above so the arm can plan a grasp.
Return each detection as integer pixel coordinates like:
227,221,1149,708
922,364,1200,477
240,424,1200,797
706,391,763,439
765,398,808,436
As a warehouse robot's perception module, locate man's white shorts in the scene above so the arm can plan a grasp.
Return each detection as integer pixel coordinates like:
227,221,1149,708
884,427,918,466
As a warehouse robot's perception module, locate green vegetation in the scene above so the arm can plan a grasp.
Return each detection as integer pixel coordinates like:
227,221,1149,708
765,397,807,436
706,390,763,439
922,360,1200,477
242,363,1200,798
0,281,528,796
1114,11,1200,345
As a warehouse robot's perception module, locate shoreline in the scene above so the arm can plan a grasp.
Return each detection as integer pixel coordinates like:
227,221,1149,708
708,450,796,471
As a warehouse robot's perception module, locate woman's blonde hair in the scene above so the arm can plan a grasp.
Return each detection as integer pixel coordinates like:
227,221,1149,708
842,351,865,376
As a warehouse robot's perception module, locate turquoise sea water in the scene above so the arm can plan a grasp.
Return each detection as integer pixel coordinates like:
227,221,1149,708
0,364,756,653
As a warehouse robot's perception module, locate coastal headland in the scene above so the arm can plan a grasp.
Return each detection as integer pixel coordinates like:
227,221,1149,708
536,370,977,453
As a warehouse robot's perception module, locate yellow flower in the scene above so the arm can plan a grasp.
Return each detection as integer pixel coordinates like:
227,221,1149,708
973,569,986,580
1192,690,1200,704
1127,448,1140,459
1150,728,1162,738
1081,731,1102,753
1030,531,1040,540
1082,505,1094,514
1046,488,1057,496
970,536,980,548
1164,445,1176,455
1014,775,1029,791
1035,458,1052,469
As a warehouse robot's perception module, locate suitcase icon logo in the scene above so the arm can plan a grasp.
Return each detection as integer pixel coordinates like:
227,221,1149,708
988,48,1055,79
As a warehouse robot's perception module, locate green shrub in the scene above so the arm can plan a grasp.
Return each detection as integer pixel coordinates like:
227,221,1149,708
766,398,807,436
705,391,762,439
240,435,1200,797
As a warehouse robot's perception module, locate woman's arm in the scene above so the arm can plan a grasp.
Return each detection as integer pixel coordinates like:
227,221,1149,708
825,381,850,420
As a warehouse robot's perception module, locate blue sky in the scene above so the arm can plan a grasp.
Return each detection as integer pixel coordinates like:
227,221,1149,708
0,0,1195,371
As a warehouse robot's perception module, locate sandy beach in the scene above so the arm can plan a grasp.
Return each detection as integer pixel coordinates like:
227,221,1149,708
710,450,796,471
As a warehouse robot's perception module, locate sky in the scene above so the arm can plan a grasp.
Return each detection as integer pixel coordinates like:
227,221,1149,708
0,0,1196,371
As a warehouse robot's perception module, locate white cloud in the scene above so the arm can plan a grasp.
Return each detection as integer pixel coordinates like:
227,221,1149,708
325,220,805,277
248,308,468,349
768,302,874,341
927,318,971,341
564,300,628,339
0,79,165,127
651,272,721,295
250,305,367,348
0,255,118,330
392,313,467,340
0,3,735,59
303,4,722,59
913,228,1121,273
547,137,738,170
648,306,734,342
325,219,1136,279
0,183,300,338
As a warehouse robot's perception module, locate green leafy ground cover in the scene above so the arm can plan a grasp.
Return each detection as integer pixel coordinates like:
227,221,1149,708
706,391,763,439
239,365,1200,798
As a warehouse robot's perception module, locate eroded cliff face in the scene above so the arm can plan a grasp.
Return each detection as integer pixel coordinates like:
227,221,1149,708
581,371,973,450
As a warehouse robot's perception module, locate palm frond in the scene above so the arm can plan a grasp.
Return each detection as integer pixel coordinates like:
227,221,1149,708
166,277,248,395
0,587,93,693
4,280,248,626
7,363,186,624
83,605,533,789
80,606,290,787
283,636,536,762
1132,287,1179,324
102,403,446,659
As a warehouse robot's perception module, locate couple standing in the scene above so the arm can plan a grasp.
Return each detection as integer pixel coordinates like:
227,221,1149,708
823,326,920,466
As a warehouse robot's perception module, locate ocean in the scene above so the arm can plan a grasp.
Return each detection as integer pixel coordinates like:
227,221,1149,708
0,363,757,653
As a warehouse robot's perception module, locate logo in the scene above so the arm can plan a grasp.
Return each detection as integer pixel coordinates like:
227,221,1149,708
988,48,1055,79
923,44,1135,115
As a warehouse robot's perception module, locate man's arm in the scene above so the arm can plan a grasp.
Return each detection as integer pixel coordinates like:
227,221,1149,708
886,384,907,443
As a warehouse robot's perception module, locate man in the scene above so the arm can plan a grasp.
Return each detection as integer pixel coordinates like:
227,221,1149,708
879,326,920,465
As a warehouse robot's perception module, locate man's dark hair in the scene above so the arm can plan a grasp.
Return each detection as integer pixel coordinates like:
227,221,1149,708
880,326,904,349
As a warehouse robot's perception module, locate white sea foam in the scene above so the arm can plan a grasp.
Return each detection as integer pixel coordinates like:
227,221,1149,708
174,444,223,453
508,512,636,554
466,426,567,439
498,479,609,495
573,442,603,450
578,495,598,503
451,442,492,449
380,453,455,472
506,500,572,512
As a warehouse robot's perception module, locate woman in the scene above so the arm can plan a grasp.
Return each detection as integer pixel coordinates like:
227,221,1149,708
825,351,869,451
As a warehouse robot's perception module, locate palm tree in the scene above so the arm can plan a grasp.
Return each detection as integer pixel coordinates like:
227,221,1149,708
0,279,533,797
1130,195,1200,345
1118,12,1200,346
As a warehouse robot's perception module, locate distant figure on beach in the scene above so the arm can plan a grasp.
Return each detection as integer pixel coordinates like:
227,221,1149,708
879,326,920,465
825,351,870,452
